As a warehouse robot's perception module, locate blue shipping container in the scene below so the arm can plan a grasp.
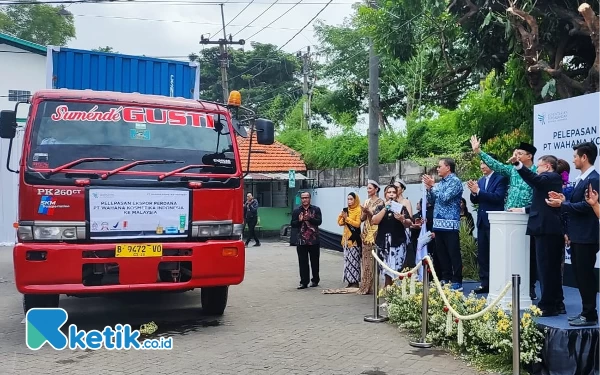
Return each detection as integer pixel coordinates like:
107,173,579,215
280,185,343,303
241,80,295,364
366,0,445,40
46,46,200,100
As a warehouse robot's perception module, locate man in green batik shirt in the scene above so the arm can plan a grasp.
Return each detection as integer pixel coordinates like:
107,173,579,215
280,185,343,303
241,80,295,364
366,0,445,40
470,135,540,301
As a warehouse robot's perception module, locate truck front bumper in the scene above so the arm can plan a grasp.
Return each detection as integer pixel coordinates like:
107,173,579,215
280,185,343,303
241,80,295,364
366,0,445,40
13,240,245,294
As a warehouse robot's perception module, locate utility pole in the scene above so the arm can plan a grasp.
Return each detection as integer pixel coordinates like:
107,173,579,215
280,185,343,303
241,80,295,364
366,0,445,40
298,47,312,130
367,0,380,183
200,4,245,103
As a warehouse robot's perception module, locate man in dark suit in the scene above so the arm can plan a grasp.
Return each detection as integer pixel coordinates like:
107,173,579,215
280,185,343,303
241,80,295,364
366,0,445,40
510,153,564,317
467,152,509,293
547,142,599,326
290,191,323,289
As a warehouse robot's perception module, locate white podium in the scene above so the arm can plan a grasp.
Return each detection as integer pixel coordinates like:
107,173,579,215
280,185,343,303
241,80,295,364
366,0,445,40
486,211,531,310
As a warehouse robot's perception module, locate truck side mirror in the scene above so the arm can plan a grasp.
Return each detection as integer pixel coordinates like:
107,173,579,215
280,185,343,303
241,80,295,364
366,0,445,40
0,110,17,139
255,118,274,145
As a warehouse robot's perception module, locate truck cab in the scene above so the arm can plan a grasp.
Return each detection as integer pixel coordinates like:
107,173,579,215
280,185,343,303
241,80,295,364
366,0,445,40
0,89,274,315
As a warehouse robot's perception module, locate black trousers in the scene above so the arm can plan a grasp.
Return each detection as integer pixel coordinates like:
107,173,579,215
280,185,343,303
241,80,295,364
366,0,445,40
297,244,320,286
434,230,462,283
571,243,599,321
530,235,537,290
477,227,491,287
534,235,565,312
245,217,259,244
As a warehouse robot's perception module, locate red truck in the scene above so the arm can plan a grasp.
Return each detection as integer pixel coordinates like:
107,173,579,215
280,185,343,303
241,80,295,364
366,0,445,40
0,89,274,315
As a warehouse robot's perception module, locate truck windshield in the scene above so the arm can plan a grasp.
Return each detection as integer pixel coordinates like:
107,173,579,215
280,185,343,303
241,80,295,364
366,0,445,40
26,100,236,175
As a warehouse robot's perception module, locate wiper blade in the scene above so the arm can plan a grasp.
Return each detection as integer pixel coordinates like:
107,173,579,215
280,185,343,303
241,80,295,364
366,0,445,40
101,159,183,180
157,164,211,181
44,157,128,178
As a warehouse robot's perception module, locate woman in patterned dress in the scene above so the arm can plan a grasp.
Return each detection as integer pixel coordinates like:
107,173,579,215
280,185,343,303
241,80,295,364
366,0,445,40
357,180,384,295
372,184,413,287
337,192,362,287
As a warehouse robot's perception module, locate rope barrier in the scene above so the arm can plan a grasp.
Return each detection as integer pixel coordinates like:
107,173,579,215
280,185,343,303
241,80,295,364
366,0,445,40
370,249,513,345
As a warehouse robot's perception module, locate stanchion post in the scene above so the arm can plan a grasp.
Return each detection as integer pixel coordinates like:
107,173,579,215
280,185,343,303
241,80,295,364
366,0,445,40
512,274,521,375
410,260,432,348
364,252,388,323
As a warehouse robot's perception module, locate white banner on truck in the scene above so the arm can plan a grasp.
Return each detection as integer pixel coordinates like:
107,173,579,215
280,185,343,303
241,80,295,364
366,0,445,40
89,189,190,240
533,92,600,267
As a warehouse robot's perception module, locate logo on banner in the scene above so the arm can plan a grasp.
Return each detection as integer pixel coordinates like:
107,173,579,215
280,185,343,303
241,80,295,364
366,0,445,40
537,114,545,125
538,111,568,125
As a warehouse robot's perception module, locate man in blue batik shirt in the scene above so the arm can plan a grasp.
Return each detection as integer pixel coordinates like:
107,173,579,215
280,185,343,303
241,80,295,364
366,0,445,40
423,157,465,291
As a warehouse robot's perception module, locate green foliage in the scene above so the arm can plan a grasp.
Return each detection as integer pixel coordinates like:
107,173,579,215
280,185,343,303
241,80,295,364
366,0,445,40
92,46,117,53
190,43,303,128
0,3,75,45
383,283,545,374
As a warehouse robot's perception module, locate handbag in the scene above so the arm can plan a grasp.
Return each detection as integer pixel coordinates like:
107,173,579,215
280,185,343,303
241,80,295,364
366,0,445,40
346,223,362,244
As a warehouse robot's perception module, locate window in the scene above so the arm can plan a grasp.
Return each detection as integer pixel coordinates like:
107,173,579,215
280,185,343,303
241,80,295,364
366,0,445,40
8,90,31,102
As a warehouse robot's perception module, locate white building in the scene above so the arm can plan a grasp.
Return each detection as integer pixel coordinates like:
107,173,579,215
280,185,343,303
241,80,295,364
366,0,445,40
0,32,46,245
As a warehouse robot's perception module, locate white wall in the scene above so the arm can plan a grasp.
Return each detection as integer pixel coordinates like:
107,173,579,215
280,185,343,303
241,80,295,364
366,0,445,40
0,44,46,115
0,44,45,245
310,183,479,237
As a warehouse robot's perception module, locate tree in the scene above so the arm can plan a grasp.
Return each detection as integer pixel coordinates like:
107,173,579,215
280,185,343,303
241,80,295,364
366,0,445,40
92,46,118,53
189,42,304,128
448,0,599,99
0,2,75,46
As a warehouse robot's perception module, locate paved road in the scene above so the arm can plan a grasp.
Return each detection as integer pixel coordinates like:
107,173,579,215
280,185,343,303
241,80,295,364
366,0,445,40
0,241,482,375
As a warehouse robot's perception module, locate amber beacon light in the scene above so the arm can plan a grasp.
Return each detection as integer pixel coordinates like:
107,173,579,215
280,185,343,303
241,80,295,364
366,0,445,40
227,90,241,107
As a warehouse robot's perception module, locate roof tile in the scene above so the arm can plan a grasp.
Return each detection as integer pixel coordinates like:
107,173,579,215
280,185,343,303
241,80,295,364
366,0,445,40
236,133,306,173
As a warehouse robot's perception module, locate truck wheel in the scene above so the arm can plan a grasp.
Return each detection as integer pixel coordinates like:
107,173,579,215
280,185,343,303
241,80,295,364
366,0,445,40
23,294,60,314
201,286,228,316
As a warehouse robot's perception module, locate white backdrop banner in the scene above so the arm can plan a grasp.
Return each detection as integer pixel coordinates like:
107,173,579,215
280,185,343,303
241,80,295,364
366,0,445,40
533,92,600,267
89,189,190,240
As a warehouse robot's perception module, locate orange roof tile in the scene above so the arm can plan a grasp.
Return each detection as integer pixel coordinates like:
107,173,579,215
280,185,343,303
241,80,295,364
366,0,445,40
236,133,306,173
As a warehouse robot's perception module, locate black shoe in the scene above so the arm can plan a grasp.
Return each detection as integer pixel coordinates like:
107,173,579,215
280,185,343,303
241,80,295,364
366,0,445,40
474,286,489,294
557,304,566,315
309,282,319,287
530,287,537,300
569,316,598,327
254,243,261,247
297,284,308,289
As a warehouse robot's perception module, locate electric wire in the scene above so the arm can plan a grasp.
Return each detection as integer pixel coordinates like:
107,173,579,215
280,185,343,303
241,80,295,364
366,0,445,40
209,0,255,39
277,0,331,50
231,0,279,38
245,0,302,40
0,0,353,5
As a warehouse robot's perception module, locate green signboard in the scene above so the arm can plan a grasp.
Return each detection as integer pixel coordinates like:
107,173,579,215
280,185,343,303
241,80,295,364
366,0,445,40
288,170,296,189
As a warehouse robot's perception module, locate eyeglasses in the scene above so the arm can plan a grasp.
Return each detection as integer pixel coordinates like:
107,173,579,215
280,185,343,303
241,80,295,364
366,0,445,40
301,196,310,199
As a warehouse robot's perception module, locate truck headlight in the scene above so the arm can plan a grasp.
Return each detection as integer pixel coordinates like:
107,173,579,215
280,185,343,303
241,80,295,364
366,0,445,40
33,226,77,240
191,221,244,238
17,222,86,242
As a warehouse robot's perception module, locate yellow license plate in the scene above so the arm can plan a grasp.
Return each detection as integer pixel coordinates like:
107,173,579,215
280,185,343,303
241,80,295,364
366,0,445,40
115,244,162,258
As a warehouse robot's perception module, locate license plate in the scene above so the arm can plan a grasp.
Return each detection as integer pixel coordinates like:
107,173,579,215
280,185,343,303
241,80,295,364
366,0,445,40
115,244,162,258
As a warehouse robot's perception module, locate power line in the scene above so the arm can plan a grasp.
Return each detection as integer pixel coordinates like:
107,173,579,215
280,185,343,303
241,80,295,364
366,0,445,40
209,0,255,39
0,0,353,5
70,13,313,32
278,0,332,50
231,0,279,38
246,0,302,40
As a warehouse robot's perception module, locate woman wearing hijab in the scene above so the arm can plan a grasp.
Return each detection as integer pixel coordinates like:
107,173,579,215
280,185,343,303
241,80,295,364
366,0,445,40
357,180,384,295
337,192,362,287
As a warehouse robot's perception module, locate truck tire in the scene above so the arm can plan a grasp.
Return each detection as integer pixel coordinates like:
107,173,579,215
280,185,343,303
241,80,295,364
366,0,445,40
201,286,228,316
23,294,60,314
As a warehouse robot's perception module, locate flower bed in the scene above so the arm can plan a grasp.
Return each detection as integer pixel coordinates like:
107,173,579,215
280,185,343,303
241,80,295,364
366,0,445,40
382,281,545,374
